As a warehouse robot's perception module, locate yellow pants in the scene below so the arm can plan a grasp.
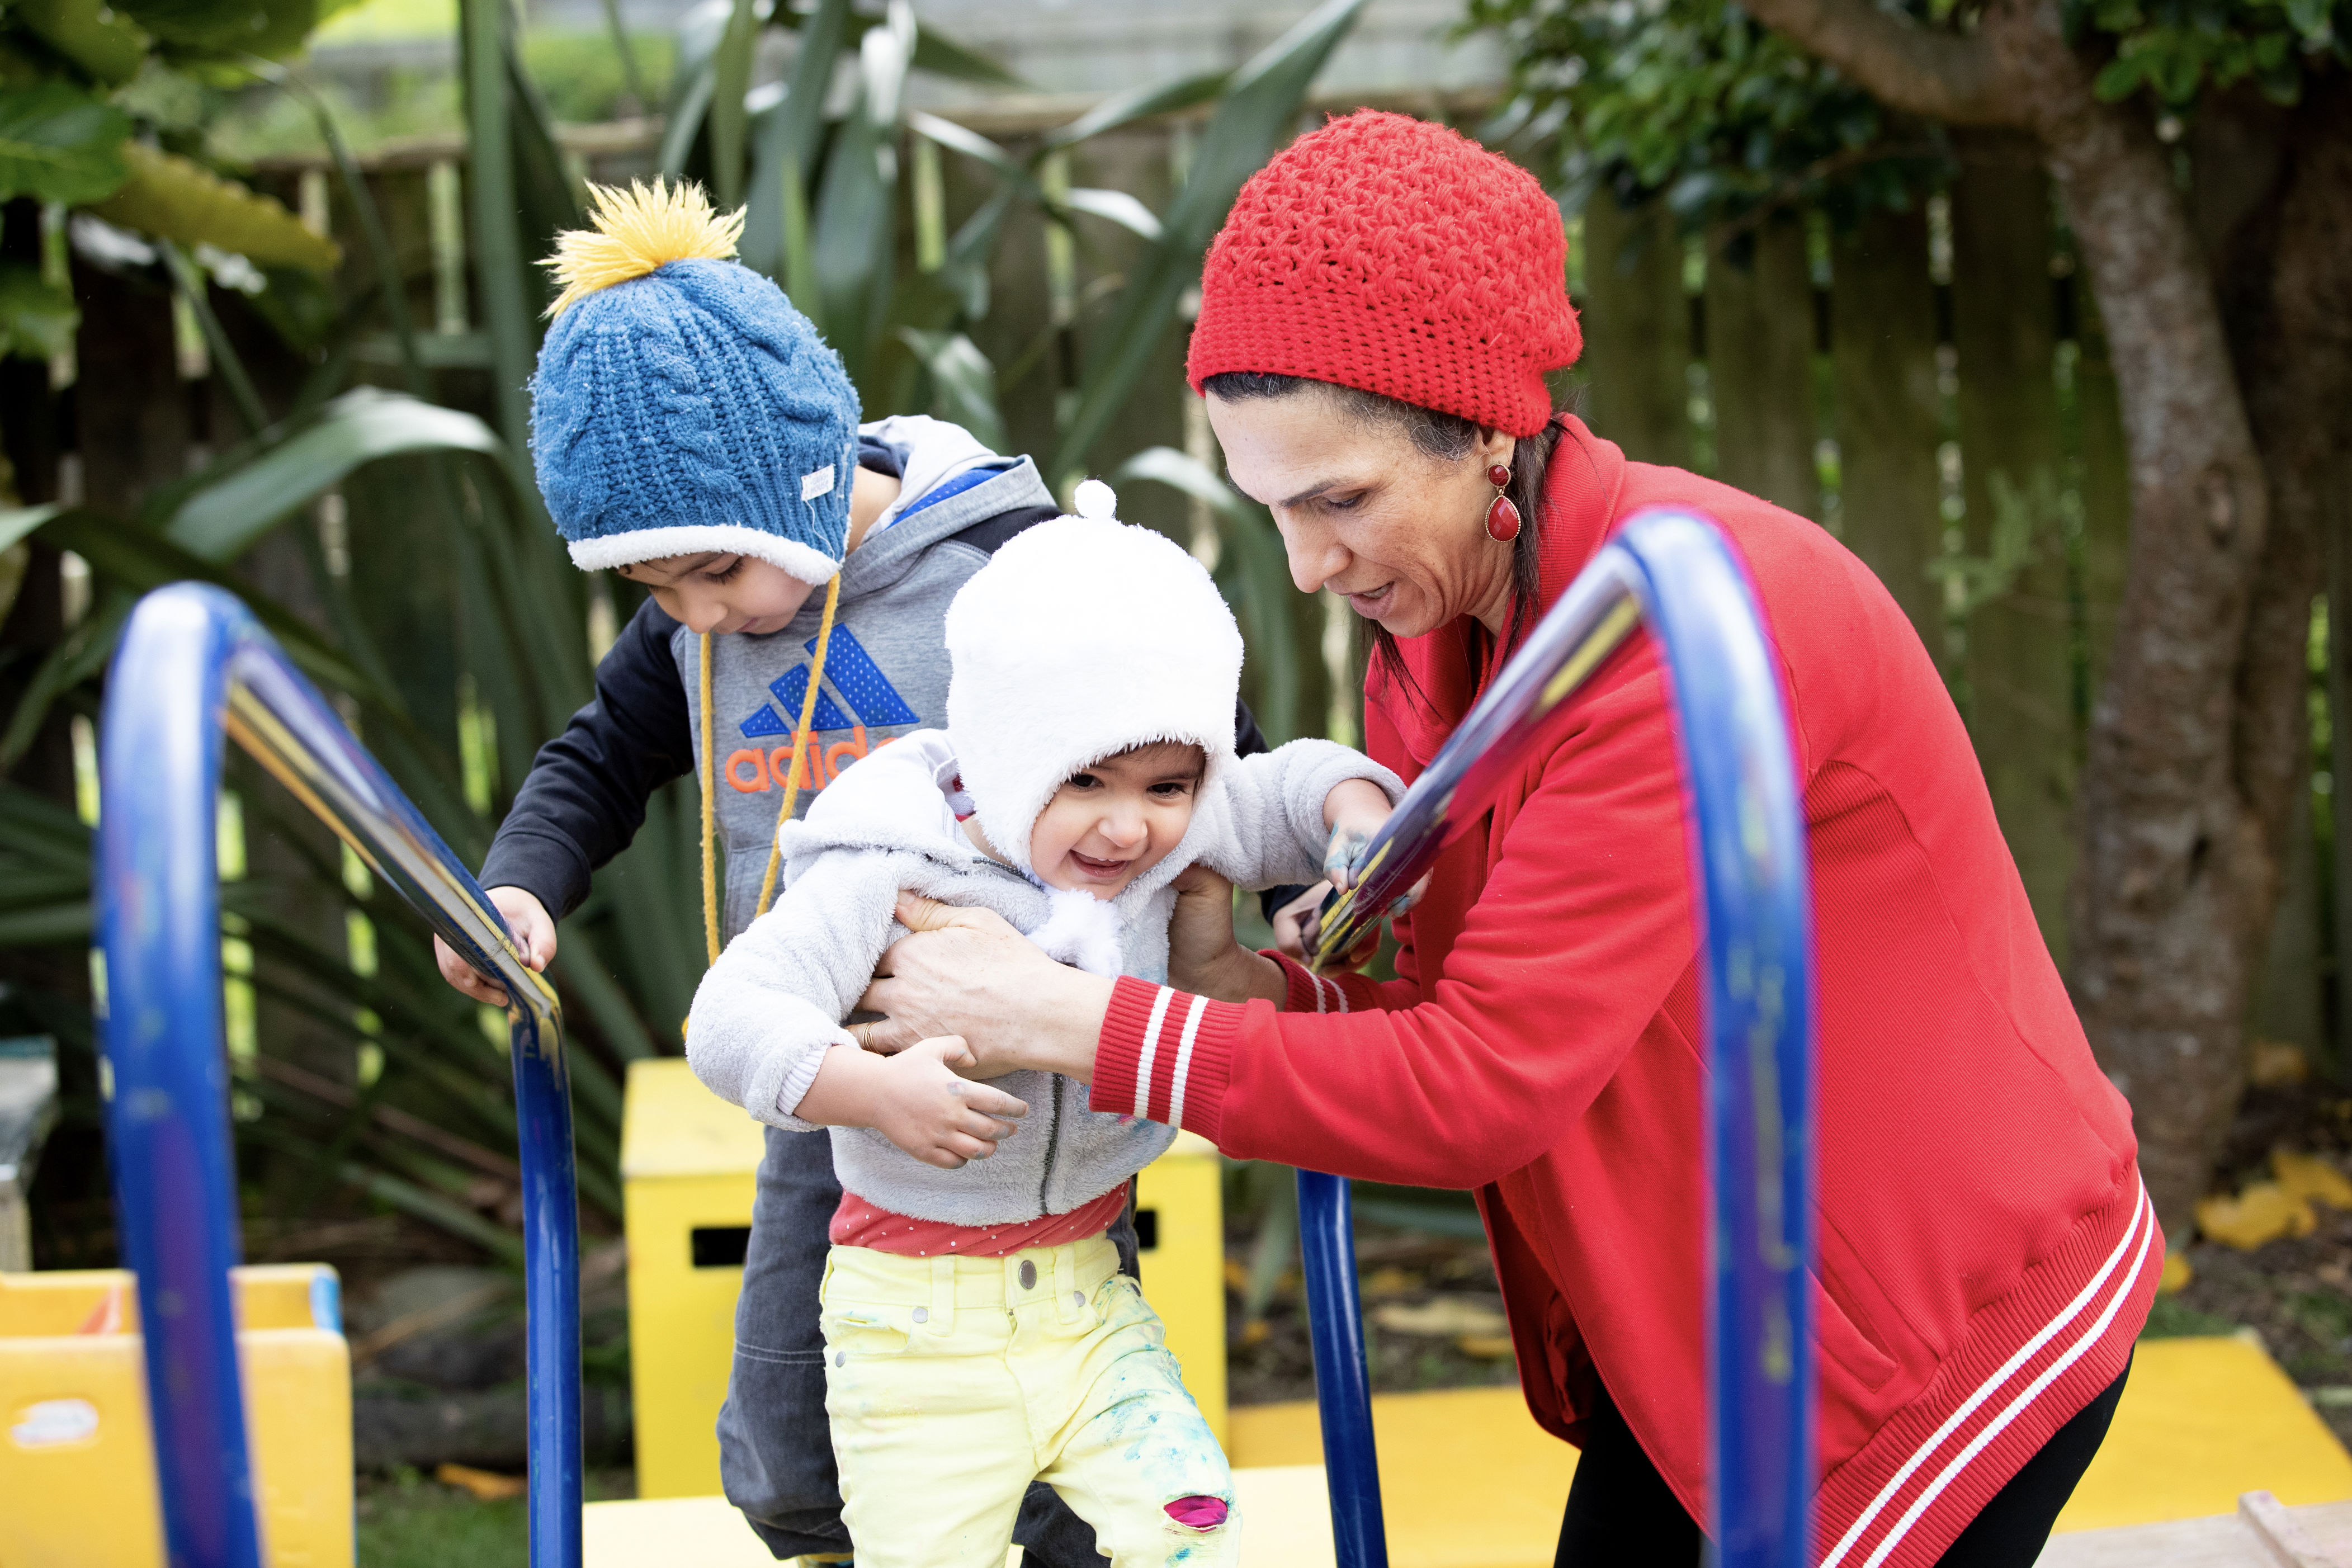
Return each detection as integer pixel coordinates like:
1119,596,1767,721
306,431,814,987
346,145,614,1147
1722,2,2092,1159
818,1234,1237,1568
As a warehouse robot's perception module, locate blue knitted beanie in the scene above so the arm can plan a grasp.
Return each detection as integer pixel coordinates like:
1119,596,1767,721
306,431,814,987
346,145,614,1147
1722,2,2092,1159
529,181,859,584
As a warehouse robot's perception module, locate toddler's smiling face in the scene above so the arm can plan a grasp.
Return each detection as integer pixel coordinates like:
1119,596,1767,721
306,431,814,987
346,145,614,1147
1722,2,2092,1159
1024,742,1206,899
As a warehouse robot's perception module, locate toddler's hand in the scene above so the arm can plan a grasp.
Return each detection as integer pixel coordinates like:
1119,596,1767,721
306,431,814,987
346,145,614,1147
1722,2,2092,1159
1320,780,1429,912
433,886,555,1007
869,1036,1028,1169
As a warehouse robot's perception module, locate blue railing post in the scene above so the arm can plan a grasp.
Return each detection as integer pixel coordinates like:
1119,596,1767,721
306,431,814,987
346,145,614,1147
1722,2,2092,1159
1303,508,1816,1567
97,582,584,1568
1297,1169,1387,1567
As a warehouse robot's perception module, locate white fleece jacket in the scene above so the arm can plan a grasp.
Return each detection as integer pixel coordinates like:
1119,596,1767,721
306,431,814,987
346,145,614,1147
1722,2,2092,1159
686,729,1401,1226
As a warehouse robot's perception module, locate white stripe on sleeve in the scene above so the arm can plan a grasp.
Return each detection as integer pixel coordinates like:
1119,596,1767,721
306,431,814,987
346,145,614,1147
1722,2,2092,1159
1166,994,1210,1130
1132,986,1175,1121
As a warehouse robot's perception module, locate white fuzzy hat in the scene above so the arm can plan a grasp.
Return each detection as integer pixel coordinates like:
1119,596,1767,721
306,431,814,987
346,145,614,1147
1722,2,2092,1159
944,497,1244,873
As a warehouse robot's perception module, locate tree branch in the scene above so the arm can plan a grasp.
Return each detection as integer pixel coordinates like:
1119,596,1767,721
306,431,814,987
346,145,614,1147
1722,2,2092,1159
1738,0,2018,127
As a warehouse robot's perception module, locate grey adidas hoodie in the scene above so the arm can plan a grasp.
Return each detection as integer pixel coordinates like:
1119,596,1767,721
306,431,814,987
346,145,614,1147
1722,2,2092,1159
484,416,1071,943
686,729,1401,1227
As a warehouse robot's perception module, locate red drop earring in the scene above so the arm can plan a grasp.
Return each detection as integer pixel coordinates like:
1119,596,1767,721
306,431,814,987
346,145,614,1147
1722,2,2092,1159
1484,461,1521,543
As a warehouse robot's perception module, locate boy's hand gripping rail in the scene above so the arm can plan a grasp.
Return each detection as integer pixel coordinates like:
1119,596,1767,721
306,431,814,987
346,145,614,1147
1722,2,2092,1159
96,582,583,1568
1297,509,1818,1567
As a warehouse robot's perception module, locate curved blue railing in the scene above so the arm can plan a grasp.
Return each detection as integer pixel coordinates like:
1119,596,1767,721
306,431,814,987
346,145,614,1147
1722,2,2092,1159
1302,508,1819,1567
95,505,1806,1567
96,582,583,1568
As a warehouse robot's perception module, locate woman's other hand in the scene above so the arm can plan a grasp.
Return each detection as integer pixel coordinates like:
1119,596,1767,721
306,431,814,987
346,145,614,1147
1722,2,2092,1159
432,886,554,1007
857,896,1113,1079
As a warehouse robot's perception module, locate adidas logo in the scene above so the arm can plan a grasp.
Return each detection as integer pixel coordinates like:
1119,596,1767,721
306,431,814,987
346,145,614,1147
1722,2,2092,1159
726,625,919,796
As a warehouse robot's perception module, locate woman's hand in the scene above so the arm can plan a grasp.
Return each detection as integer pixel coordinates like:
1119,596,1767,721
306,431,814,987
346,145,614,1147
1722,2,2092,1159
433,886,554,1007
857,896,1114,1080
1169,865,1287,1004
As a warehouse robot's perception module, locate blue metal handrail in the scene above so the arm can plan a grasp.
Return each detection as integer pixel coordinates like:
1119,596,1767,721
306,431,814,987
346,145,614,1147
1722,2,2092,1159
96,582,583,1568
1298,508,1819,1566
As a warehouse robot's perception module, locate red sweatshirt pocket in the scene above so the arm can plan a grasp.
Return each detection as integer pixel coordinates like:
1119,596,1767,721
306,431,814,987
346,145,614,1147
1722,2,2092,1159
1813,1271,1899,1392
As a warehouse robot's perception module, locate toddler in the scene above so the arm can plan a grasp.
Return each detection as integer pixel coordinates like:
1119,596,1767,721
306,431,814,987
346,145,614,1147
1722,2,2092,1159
687,508,1401,1566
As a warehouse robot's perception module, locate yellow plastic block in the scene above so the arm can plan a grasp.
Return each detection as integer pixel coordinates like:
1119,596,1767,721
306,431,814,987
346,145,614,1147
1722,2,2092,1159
621,1057,768,1500
1135,1128,1226,1446
0,1264,352,1568
2055,1334,2352,1532
1231,1385,1577,1566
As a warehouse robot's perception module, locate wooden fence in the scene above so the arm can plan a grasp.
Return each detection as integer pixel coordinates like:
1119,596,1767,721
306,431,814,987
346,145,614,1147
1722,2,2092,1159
71,106,2329,1064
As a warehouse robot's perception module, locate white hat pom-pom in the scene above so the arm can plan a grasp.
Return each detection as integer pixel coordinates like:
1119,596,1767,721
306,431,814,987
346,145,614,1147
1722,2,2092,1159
1071,479,1118,520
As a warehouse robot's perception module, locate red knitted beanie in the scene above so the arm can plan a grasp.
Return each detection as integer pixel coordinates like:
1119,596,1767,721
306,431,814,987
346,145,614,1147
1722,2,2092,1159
1186,111,1580,437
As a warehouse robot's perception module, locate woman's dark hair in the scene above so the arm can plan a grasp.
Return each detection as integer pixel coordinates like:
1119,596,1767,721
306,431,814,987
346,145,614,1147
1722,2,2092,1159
1199,370,1561,700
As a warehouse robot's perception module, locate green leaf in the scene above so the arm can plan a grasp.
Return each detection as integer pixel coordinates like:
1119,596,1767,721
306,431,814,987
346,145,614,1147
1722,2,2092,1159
109,0,317,57
84,142,338,271
0,502,65,555
0,83,130,205
0,263,74,361
1109,446,1252,523
1057,187,1163,243
908,26,1021,87
707,0,758,209
742,0,851,278
164,389,511,561
1050,0,1367,481
897,328,1004,451
11,0,150,86
1040,69,1230,151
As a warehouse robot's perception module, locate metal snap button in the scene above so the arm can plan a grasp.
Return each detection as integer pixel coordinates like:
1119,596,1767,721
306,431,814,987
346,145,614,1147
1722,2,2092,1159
835,1350,847,1367
1071,1291,1085,1310
1019,1260,1038,1290
912,1306,929,1324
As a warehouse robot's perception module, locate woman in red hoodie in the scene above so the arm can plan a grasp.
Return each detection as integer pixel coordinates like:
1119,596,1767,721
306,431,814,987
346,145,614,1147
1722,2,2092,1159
863,110,2159,1567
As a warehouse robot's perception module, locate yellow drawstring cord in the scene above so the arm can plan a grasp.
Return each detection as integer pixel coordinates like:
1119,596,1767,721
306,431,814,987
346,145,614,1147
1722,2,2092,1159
698,630,719,965
695,574,845,966
758,574,841,919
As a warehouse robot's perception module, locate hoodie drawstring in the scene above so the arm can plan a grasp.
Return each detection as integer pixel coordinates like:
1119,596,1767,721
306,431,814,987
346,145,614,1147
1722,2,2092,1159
698,572,844,966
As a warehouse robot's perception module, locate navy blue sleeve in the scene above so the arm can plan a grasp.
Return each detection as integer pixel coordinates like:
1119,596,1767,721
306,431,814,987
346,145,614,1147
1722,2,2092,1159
480,597,694,920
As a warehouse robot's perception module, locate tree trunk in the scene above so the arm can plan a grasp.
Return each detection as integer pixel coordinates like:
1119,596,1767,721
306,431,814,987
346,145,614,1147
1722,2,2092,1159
2217,89,2352,1083
1580,196,1692,467
1705,216,1822,518
1829,205,1945,654
1950,135,2075,958
2020,39,2273,1238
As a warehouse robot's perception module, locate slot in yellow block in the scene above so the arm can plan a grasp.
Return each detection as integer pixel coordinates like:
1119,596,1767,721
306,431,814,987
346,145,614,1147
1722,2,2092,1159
0,1264,353,1568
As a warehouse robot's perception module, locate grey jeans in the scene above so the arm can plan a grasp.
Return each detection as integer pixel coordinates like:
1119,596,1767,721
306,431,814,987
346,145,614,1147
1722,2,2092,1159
717,1126,1140,1564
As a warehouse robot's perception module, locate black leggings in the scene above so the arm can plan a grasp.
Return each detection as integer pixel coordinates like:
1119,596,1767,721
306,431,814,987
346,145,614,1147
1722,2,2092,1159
1555,1356,2130,1566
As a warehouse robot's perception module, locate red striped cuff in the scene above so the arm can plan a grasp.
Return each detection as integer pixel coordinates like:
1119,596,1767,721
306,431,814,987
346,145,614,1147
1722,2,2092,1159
1267,951,1377,1014
1089,976,1240,1141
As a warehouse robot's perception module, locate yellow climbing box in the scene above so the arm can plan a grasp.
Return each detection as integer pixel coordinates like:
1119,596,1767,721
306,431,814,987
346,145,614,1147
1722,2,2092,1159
0,1263,352,1568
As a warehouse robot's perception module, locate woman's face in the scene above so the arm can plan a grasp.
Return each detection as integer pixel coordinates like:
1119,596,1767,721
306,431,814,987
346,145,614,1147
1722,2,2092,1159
1206,388,1517,640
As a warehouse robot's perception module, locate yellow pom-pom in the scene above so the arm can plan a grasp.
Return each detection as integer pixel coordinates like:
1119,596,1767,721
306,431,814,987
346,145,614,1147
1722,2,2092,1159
541,178,745,319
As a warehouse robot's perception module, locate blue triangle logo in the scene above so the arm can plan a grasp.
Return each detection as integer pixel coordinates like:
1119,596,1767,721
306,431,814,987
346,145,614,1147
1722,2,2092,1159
736,624,922,738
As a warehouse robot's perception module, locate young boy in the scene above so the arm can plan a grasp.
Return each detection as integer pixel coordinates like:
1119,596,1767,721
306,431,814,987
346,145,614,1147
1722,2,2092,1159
687,511,1402,1566
426,182,1262,1565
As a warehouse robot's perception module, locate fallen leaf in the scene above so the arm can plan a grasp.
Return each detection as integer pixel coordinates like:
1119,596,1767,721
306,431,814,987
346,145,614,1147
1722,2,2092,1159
2251,1040,2310,1088
2273,1149,2352,1211
1372,1298,1508,1338
1361,1267,1419,1300
2196,1182,2317,1251
2160,1250,2193,1295
435,1462,526,1501
1456,1333,1516,1359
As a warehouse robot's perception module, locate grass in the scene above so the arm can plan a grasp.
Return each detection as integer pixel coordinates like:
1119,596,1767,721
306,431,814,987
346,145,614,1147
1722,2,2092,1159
357,1468,635,1567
